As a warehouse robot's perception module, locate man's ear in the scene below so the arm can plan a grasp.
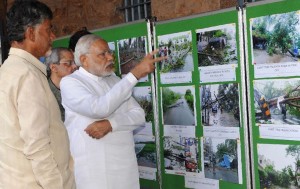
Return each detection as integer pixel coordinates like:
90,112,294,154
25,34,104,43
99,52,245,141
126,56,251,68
80,55,88,67
49,64,58,73
25,26,35,42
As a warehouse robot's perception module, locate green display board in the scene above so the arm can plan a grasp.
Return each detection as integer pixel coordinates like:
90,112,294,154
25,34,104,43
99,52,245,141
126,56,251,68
246,1,300,189
53,1,300,188
154,8,248,189
54,7,249,189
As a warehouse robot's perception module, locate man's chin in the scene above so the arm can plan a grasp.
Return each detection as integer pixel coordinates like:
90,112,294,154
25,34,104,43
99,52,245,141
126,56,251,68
45,48,52,57
101,71,114,77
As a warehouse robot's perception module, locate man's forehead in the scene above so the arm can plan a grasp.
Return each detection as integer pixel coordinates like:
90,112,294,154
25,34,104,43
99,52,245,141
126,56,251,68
91,39,109,50
60,51,74,59
38,19,52,28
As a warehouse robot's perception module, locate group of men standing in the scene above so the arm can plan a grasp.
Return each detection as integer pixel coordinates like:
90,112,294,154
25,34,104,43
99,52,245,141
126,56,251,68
0,1,165,189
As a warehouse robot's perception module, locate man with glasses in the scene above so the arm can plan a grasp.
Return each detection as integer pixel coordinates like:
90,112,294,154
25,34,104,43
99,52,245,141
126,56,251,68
60,34,166,189
45,47,77,121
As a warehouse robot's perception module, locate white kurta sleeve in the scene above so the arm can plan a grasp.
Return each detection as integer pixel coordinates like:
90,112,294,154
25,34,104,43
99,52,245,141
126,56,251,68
18,72,63,189
61,72,138,120
108,96,146,132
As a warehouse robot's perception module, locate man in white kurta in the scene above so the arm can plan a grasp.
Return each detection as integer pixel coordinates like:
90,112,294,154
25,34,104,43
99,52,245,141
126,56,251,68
60,34,165,189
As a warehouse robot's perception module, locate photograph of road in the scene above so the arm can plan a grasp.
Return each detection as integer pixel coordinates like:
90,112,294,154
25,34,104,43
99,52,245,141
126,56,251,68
133,86,153,123
203,137,239,183
258,144,300,189
254,78,300,125
164,136,199,173
134,135,157,169
157,31,194,73
196,23,238,67
251,11,300,64
162,86,196,126
200,83,240,127
118,36,147,75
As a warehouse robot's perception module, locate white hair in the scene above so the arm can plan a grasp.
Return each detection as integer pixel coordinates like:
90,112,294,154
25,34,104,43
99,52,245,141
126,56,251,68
74,34,103,66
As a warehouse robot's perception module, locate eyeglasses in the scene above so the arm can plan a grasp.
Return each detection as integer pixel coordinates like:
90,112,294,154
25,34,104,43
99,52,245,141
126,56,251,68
87,50,114,58
59,60,76,67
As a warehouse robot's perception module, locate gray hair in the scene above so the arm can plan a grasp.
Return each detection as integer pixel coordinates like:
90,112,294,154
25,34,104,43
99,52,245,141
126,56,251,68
45,47,72,77
74,34,103,66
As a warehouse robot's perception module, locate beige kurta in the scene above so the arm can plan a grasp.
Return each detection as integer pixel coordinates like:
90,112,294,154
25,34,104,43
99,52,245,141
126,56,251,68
0,48,75,189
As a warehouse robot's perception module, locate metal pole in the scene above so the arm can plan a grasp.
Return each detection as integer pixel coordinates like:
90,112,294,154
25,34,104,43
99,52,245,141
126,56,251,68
236,0,253,188
238,0,245,8
146,16,163,189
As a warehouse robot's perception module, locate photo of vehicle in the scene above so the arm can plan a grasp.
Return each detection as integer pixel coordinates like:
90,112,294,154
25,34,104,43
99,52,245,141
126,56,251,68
164,136,199,174
203,137,239,183
200,83,240,127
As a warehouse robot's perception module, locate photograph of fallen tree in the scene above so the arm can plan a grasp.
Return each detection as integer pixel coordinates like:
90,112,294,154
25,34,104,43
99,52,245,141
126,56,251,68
258,144,300,189
254,78,300,125
196,24,238,67
251,11,300,64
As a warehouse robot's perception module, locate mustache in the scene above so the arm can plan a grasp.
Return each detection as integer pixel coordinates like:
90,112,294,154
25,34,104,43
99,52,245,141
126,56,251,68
106,62,114,67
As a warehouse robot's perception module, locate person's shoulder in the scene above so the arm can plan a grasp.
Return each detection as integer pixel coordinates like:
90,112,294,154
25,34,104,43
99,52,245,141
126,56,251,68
61,70,83,85
0,56,30,76
61,71,77,81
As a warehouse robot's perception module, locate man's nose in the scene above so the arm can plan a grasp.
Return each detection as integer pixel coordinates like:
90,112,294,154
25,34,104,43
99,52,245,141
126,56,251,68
72,64,78,70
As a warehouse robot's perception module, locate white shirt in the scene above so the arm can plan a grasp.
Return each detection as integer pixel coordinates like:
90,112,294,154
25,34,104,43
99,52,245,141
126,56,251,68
60,67,145,189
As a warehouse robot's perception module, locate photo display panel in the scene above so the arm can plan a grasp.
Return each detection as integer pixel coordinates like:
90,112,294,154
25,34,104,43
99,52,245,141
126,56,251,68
155,8,247,189
52,1,300,188
94,22,160,188
246,1,300,189
54,21,160,189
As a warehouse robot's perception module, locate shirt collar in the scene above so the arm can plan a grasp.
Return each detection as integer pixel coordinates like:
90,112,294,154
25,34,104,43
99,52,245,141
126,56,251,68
9,47,47,76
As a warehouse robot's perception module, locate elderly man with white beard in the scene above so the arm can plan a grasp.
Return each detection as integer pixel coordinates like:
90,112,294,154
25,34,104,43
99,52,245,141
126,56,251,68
60,34,166,189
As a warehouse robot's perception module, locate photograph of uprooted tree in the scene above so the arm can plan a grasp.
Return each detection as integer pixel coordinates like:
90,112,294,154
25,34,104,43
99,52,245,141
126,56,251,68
203,137,239,183
196,23,238,67
200,83,240,127
164,136,199,174
254,78,300,125
161,86,195,126
134,135,157,169
133,86,153,123
157,31,194,73
118,36,147,75
251,11,300,64
258,144,300,189
107,41,118,72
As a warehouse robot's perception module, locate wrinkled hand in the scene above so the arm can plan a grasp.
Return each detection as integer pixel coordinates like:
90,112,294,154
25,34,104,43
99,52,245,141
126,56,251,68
84,120,112,139
131,49,167,79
